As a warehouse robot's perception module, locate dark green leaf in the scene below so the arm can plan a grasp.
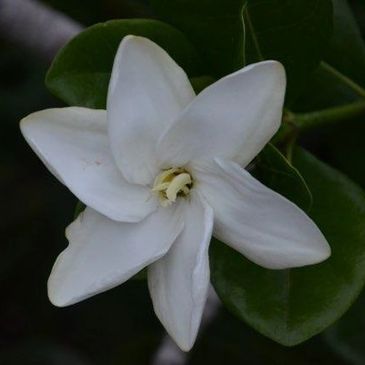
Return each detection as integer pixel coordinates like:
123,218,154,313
211,148,365,346
324,289,365,365
150,0,246,77
244,0,333,103
151,0,333,103
74,201,86,219
325,119,365,189
252,144,312,212
46,19,201,108
293,0,365,111
291,65,359,112
325,0,365,87
289,1,365,194
190,75,216,94
190,303,344,364
315,0,365,190
132,268,148,281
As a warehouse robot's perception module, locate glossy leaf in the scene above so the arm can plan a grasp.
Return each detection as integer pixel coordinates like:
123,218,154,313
252,144,312,212
151,0,333,103
326,120,365,189
244,0,333,103
46,19,201,108
321,0,365,189
74,201,86,219
324,289,365,365
289,0,365,192
190,75,216,94
211,148,365,346
293,0,365,112
325,0,365,87
291,65,359,112
150,0,246,77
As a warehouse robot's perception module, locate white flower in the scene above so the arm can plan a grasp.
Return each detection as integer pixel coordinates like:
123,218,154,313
20,36,330,351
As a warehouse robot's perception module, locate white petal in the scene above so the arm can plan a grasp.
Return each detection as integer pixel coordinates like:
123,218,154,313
195,159,331,269
107,35,195,185
158,61,286,168
148,194,213,351
20,107,156,222
48,206,183,307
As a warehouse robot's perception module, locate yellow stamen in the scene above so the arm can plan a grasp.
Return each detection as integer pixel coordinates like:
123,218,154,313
153,168,179,187
152,168,193,206
166,173,191,202
152,182,170,192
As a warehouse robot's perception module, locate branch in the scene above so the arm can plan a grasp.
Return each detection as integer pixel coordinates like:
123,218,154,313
0,0,83,62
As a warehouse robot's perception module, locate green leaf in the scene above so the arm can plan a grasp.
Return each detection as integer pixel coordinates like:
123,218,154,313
317,0,365,190
244,0,333,103
291,65,359,112
252,144,312,212
190,75,216,94
131,268,148,281
74,201,86,219
324,289,365,365
326,120,365,189
211,148,365,346
150,0,246,77
46,19,201,108
151,0,333,103
325,0,365,87
289,1,365,191
293,0,365,111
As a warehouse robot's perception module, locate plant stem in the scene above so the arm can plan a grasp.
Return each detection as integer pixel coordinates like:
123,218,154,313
294,101,365,130
277,101,365,144
276,63,365,147
321,62,365,98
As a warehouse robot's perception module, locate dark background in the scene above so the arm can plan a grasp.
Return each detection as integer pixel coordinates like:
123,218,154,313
1,1,365,364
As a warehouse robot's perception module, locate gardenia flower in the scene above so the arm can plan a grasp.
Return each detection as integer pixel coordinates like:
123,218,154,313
20,35,330,351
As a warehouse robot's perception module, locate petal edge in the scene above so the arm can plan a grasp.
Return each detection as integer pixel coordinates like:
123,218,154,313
195,158,331,269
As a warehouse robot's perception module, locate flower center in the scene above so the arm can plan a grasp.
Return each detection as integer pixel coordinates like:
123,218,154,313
152,168,193,207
